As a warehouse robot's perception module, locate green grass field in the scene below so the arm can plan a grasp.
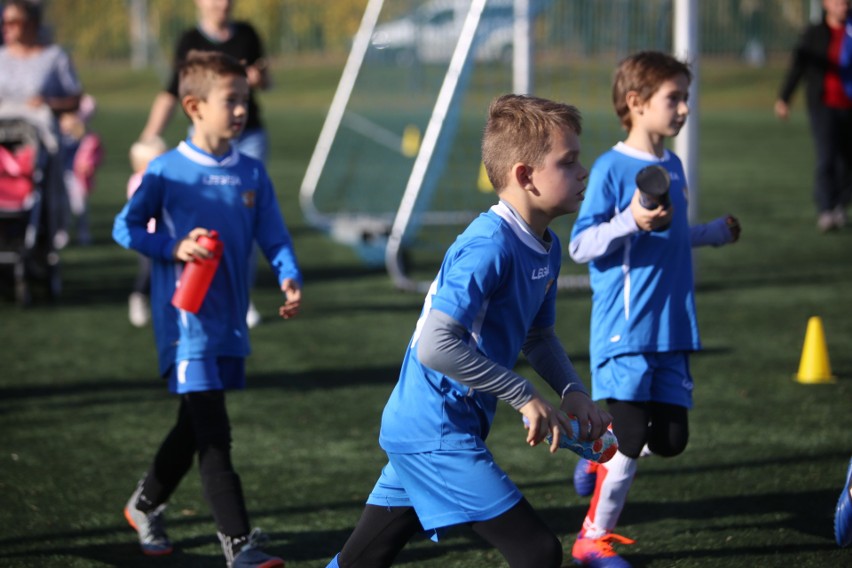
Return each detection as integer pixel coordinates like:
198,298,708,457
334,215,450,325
1,58,851,567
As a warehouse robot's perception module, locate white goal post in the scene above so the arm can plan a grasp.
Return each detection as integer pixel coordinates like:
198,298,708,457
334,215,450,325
300,0,699,292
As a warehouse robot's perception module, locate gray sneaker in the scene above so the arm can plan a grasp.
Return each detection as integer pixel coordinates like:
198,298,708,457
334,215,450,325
218,528,284,568
124,481,173,556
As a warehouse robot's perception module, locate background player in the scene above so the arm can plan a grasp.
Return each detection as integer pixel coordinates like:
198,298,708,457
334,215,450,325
567,51,741,567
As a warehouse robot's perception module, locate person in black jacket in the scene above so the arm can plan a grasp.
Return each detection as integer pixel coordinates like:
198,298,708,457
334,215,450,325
775,0,852,232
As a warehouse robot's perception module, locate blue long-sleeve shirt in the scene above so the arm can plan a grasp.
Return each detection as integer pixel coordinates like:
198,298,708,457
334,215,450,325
113,140,301,376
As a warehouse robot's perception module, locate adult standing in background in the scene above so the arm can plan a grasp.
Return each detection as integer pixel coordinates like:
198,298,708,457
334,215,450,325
775,0,852,233
138,0,271,327
0,0,83,249
0,0,81,115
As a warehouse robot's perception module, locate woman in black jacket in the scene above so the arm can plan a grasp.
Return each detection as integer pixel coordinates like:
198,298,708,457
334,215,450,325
775,0,852,232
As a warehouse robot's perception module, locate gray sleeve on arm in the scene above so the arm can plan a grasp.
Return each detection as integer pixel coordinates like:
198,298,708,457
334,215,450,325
416,309,537,410
522,326,589,398
568,208,639,263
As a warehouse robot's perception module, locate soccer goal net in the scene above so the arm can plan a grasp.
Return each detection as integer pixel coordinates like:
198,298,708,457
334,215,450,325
300,0,692,292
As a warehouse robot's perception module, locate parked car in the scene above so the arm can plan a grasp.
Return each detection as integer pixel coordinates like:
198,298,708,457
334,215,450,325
370,0,515,65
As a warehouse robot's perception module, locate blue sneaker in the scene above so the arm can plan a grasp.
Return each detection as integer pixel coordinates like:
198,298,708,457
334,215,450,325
835,457,852,548
219,528,284,568
574,458,598,497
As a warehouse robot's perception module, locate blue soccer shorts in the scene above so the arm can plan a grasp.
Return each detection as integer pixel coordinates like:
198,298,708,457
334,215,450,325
167,357,245,394
592,351,693,408
366,447,523,537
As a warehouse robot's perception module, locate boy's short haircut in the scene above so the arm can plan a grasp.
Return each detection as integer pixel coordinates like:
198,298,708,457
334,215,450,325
612,50,692,131
482,94,582,192
177,49,247,101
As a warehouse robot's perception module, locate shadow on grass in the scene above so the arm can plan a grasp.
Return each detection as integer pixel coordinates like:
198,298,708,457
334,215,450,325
0,366,401,406
0,482,843,567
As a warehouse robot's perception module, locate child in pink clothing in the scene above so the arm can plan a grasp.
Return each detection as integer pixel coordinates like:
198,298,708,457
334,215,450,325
59,94,103,245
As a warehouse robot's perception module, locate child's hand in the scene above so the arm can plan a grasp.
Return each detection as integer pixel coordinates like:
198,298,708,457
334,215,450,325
173,228,214,262
520,395,575,453
560,391,612,442
278,278,301,320
630,188,673,231
725,215,741,243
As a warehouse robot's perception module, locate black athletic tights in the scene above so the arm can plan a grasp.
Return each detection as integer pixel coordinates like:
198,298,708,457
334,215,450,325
137,390,250,537
336,498,562,568
607,399,690,459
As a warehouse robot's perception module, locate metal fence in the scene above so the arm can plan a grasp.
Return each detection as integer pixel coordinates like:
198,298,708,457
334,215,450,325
37,0,818,66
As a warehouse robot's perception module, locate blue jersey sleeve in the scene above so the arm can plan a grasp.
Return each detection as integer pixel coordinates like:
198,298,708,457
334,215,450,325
112,163,179,262
430,237,505,330
252,168,302,286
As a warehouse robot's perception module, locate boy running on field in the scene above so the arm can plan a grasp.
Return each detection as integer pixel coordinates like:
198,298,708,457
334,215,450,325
326,94,612,568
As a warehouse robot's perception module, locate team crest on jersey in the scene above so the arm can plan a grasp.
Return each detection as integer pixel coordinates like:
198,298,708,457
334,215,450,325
242,190,256,208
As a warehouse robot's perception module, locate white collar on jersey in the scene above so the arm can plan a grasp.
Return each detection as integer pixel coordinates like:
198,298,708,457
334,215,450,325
492,200,552,254
177,140,240,168
612,141,670,163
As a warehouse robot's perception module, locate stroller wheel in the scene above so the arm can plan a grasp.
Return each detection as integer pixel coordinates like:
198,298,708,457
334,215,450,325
14,273,30,306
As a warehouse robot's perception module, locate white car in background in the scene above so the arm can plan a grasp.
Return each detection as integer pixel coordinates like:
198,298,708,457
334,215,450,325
370,0,516,64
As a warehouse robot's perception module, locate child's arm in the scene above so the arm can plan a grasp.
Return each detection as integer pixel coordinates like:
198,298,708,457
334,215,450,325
252,172,303,317
112,175,178,261
522,326,612,443
570,189,673,263
417,309,593,451
690,215,740,247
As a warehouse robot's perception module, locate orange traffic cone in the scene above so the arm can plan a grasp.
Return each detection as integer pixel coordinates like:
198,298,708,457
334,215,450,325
795,316,835,384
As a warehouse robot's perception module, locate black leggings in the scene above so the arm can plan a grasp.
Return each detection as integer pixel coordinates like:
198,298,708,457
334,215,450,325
139,390,250,537
607,399,689,459
337,498,561,568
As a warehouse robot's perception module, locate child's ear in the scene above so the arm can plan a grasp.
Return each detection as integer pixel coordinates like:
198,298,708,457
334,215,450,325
626,90,644,115
182,95,201,119
513,162,534,190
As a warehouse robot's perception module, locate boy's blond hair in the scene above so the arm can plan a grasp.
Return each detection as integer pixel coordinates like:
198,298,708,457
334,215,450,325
129,136,167,173
482,94,582,192
177,49,247,101
612,51,692,131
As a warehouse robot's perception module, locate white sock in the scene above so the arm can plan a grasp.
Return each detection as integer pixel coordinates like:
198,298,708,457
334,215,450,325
582,450,637,538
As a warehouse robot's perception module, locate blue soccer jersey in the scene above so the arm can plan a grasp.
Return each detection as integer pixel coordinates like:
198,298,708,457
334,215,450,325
569,143,700,371
113,140,301,376
379,202,561,454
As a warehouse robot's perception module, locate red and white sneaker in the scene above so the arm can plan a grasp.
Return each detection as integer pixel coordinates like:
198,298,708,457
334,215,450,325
571,531,635,567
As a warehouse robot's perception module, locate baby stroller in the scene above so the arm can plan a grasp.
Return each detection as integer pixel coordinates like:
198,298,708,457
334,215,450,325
0,103,63,305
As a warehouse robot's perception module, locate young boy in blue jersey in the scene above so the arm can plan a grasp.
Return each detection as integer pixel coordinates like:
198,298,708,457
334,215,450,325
113,50,301,568
325,94,612,568
567,51,741,567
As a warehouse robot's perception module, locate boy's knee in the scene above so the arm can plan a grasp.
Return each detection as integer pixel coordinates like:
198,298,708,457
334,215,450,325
648,430,689,457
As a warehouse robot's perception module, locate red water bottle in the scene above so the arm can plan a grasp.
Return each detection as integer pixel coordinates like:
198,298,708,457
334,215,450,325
171,230,224,313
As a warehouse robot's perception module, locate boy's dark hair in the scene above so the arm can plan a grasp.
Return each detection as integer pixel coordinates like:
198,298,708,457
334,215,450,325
612,50,692,131
177,49,247,101
482,94,582,191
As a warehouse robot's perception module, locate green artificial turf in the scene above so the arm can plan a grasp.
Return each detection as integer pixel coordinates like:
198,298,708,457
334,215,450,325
0,59,850,567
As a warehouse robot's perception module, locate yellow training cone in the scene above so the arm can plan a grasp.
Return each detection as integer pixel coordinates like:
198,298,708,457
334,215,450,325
795,316,835,384
478,162,494,193
401,125,421,157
